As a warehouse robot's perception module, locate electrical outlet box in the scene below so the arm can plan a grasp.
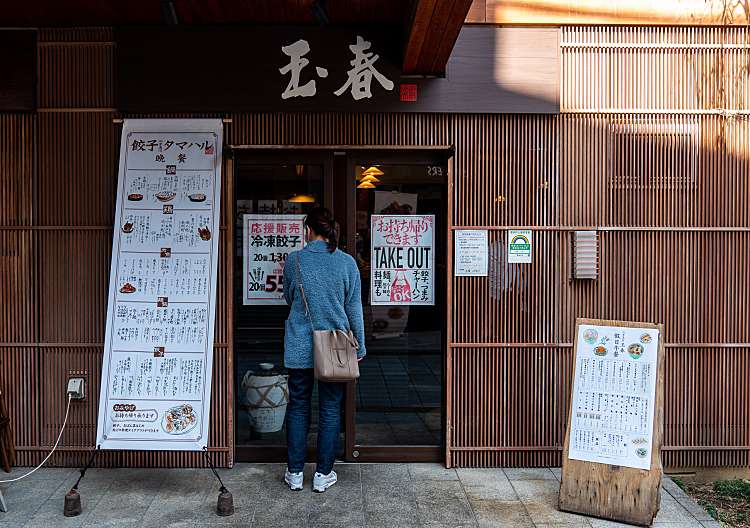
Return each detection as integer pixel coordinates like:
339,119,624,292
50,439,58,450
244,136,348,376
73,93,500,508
67,377,85,400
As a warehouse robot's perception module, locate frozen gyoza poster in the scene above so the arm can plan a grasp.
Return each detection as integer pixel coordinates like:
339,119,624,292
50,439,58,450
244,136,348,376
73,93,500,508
567,322,661,470
370,215,434,305
96,119,223,451
243,214,306,305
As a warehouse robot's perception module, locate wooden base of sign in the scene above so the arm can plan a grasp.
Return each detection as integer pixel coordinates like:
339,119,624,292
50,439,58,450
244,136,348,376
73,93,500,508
559,318,665,527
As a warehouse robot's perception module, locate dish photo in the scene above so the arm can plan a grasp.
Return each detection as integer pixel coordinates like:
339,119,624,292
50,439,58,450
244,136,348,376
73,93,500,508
155,191,176,202
162,404,198,435
198,226,211,241
594,345,607,356
628,343,644,359
127,193,143,201
188,193,206,202
119,282,136,294
121,222,134,233
582,328,598,345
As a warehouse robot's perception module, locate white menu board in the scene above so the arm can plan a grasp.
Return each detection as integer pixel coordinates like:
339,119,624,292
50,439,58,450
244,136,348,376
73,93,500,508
371,215,434,305
455,229,488,276
242,214,306,305
96,119,223,451
568,323,660,470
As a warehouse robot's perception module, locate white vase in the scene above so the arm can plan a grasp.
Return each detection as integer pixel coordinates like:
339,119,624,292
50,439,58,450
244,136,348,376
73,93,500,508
241,363,289,433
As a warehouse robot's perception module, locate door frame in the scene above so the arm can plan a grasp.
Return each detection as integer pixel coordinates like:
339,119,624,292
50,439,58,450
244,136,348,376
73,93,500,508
228,145,453,464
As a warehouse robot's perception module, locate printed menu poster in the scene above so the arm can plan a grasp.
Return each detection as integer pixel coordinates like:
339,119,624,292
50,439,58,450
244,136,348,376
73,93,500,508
371,215,434,305
455,229,488,276
96,119,223,451
568,323,660,470
243,214,306,305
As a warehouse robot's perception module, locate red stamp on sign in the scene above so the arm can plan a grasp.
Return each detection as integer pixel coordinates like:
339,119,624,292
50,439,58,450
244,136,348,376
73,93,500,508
400,84,417,102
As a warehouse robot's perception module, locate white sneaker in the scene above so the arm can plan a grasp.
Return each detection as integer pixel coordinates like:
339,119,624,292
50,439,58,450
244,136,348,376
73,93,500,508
312,470,337,493
284,469,303,491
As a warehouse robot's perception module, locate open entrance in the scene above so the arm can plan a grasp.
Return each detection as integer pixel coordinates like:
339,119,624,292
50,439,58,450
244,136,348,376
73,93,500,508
232,148,450,462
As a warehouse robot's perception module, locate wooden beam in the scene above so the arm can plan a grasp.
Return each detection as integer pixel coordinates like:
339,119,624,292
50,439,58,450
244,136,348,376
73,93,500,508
403,0,475,75
402,0,438,73
426,0,475,73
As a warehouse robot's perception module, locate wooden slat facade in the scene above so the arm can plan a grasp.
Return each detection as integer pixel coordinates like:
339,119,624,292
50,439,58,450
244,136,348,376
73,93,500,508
0,25,748,468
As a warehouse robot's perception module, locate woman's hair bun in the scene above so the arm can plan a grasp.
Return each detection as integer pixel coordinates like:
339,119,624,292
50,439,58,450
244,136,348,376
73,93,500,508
305,207,340,253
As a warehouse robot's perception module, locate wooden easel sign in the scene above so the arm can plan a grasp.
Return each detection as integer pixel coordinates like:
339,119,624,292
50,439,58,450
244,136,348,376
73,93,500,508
559,318,665,526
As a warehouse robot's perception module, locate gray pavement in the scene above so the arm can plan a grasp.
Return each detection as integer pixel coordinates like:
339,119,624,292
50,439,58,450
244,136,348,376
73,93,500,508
0,463,717,527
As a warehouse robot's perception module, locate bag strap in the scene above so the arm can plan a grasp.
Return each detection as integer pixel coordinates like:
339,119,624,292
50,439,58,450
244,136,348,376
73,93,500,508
335,329,360,350
295,254,316,332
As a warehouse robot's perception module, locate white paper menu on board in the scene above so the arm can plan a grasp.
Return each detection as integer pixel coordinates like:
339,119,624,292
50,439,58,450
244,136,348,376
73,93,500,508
568,323,660,470
96,119,223,451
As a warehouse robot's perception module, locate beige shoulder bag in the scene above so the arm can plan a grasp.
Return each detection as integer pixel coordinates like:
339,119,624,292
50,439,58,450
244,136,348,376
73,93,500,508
295,255,360,381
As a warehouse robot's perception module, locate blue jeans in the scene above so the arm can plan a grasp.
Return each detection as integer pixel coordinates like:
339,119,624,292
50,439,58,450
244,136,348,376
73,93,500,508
286,368,344,475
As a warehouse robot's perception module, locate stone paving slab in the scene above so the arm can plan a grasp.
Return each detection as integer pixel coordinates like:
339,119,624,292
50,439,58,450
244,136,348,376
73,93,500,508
0,464,710,527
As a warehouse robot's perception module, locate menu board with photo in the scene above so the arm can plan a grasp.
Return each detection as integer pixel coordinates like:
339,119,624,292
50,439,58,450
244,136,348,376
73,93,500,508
242,214,306,305
567,322,661,470
96,119,223,451
370,215,434,305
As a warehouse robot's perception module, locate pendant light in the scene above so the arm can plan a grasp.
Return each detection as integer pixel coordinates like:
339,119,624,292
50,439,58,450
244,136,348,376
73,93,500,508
357,166,383,189
361,166,384,178
359,174,380,184
288,193,316,203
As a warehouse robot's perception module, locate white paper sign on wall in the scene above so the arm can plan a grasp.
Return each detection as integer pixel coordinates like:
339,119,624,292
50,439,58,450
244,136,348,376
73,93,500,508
507,229,533,264
455,230,488,276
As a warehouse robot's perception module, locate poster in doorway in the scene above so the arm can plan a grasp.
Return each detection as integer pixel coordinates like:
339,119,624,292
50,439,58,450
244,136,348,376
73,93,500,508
243,214,306,305
370,192,419,338
96,119,223,451
370,214,434,305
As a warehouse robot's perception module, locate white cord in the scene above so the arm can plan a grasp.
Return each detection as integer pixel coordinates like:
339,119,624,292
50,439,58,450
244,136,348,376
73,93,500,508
0,394,73,484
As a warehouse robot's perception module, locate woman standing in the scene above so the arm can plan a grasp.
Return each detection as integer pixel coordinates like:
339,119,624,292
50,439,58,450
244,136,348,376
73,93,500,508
282,207,366,492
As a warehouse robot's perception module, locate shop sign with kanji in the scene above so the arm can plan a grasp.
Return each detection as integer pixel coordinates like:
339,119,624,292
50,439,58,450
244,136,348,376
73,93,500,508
370,215,434,306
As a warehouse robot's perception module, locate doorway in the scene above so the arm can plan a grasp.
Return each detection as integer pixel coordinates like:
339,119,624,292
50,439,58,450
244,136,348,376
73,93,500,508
232,148,449,462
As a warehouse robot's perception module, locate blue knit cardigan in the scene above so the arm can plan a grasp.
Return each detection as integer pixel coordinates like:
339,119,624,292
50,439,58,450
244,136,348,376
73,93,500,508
283,240,366,369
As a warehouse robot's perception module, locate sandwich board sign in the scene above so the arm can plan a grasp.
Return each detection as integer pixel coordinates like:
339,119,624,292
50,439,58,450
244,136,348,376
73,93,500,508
96,119,223,451
559,318,665,526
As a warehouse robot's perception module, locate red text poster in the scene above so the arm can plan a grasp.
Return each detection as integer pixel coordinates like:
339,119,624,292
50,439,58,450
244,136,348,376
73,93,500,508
370,215,434,305
243,214,306,305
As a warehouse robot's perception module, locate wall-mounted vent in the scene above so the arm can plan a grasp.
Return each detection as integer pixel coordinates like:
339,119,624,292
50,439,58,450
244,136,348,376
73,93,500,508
573,231,598,279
